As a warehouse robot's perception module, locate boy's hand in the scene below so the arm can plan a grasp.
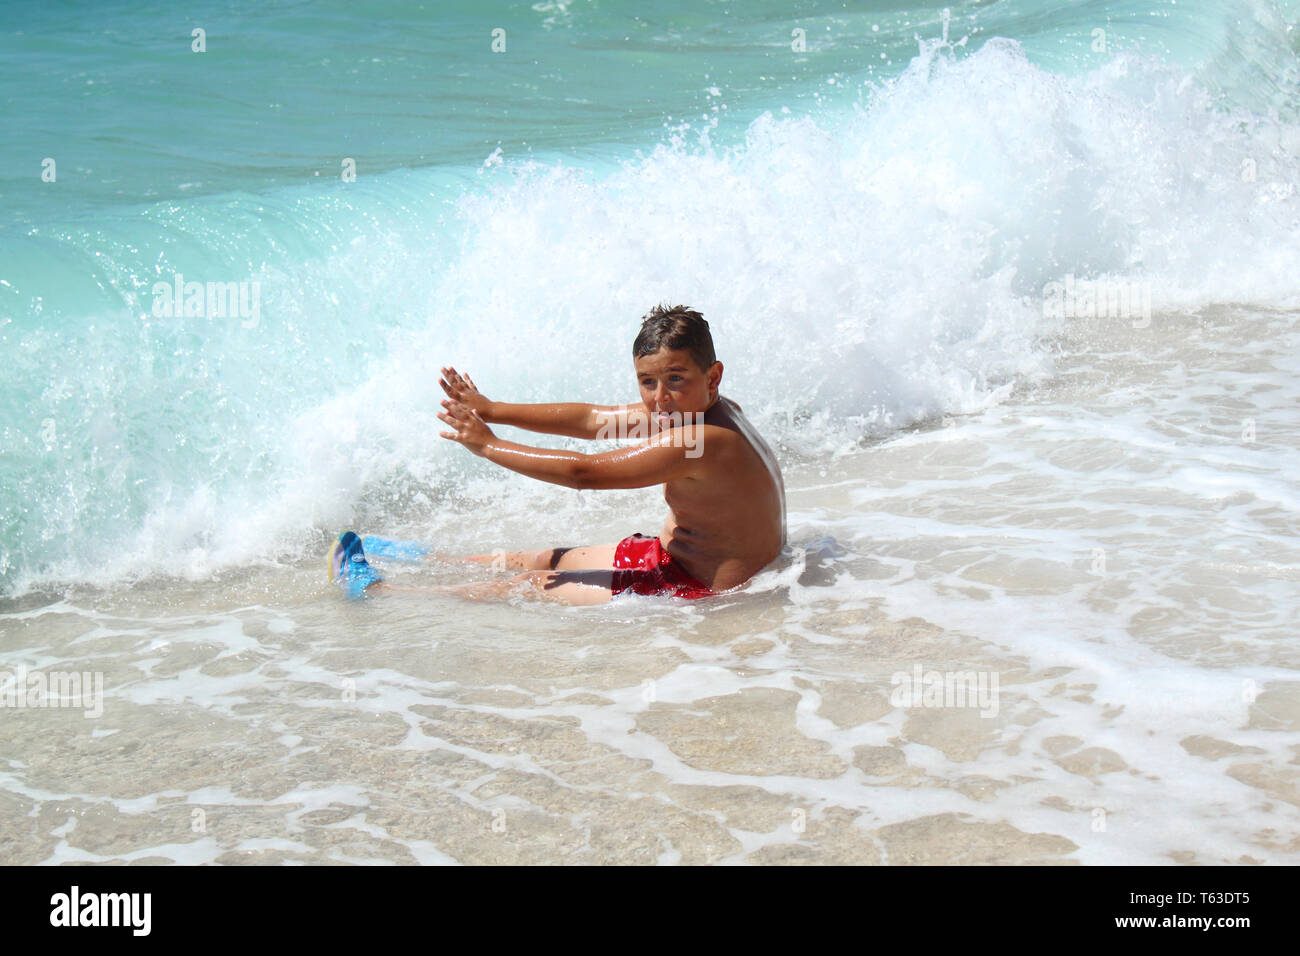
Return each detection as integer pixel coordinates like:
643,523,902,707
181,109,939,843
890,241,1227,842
438,399,496,457
439,367,492,419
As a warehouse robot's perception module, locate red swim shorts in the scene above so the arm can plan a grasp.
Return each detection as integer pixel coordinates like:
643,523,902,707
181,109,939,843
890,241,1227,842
611,533,718,600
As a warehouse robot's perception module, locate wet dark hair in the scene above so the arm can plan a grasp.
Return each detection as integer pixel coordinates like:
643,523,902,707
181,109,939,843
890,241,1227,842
633,304,716,373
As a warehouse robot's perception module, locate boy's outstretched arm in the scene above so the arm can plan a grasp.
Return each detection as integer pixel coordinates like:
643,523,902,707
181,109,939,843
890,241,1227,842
438,399,703,489
440,366,647,440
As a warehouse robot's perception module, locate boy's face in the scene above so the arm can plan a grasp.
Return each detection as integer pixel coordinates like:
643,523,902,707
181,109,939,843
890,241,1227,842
635,347,722,425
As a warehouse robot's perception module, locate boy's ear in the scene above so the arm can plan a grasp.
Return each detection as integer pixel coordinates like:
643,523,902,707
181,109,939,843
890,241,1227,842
708,361,723,389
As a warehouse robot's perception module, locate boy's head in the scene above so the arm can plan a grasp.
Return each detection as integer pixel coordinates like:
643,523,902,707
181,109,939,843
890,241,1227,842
633,304,716,373
633,304,723,419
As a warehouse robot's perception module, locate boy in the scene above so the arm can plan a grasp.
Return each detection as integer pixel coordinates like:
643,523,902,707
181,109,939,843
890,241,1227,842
331,304,786,605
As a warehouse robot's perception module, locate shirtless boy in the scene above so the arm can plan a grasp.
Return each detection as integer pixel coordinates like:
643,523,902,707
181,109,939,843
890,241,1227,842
330,304,786,605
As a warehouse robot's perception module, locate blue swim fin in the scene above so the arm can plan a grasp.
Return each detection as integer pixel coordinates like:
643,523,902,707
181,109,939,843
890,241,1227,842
329,530,383,599
362,535,432,562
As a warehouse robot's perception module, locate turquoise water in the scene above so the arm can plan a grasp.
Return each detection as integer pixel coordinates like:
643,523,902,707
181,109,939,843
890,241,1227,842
2,0,1299,595
3,0,1300,869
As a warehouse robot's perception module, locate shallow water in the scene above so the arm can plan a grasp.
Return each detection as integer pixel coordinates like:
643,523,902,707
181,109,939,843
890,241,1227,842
3,306,1297,864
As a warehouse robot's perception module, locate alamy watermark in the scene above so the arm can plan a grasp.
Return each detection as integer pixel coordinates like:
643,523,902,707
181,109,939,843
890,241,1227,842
0,665,104,718
50,886,150,935
594,411,705,457
890,664,999,718
151,273,260,328
1042,274,1152,328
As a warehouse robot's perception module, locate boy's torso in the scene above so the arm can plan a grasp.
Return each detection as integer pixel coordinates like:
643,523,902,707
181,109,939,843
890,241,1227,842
656,396,786,591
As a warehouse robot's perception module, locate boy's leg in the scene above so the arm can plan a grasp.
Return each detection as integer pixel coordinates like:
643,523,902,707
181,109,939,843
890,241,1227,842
364,534,625,572
449,569,615,605
375,569,616,606
340,534,627,604
461,543,620,572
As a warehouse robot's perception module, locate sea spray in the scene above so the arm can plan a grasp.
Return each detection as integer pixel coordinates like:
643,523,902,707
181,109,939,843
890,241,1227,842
3,26,1299,597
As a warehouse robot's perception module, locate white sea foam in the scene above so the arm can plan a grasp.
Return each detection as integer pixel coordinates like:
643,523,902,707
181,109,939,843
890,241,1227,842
5,35,1300,595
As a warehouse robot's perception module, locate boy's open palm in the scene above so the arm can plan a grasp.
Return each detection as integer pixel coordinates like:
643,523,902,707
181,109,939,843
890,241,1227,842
439,366,492,418
438,399,495,456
